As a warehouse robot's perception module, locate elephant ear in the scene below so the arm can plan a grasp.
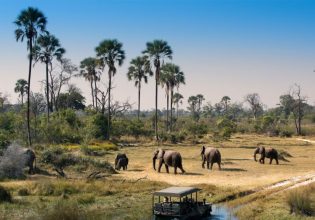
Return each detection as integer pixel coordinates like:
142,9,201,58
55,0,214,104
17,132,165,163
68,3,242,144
201,146,205,154
157,149,165,158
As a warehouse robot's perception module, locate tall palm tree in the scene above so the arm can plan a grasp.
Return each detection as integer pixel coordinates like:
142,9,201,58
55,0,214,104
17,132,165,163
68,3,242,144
79,57,100,109
221,96,231,114
127,56,153,120
143,40,172,140
196,94,205,111
95,39,125,140
161,63,185,131
173,93,184,118
14,79,28,105
33,34,65,121
14,7,47,146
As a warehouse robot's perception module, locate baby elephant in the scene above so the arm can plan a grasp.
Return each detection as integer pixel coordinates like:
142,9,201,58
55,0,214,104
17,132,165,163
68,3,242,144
115,153,129,170
201,146,221,170
254,146,279,165
18,148,36,174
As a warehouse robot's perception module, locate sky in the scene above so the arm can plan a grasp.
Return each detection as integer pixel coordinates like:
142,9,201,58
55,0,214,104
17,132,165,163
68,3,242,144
0,0,315,110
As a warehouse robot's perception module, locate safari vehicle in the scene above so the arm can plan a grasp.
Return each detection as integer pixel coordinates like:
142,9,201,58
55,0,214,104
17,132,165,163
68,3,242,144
152,187,212,219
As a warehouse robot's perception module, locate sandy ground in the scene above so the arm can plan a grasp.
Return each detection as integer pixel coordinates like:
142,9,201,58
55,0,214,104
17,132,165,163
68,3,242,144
105,135,315,190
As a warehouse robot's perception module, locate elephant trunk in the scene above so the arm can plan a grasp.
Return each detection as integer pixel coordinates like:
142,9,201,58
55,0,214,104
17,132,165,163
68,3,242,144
153,157,156,170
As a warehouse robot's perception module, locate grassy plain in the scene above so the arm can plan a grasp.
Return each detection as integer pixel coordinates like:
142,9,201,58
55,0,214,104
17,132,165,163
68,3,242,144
0,134,314,219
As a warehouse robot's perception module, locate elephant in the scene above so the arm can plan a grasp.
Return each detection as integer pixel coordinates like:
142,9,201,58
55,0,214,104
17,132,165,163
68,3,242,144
201,146,221,170
254,146,279,165
153,149,185,174
115,153,128,170
18,148,36,174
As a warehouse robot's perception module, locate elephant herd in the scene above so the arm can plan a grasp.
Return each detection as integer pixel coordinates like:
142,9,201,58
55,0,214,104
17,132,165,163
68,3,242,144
114,145,280,174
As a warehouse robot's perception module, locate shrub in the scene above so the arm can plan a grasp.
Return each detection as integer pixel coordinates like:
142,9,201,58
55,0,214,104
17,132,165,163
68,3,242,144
279,130,293,137
86,113,108,140
76,194,95,204
216,117,236,139
0,130,10,148
17,188,29,196
0,185,11,202
36,200,87,220
287,187,314,216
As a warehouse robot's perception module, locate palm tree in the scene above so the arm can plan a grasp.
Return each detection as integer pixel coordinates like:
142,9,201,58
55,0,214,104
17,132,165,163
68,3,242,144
160,63,185,131
14,79,28,105
95,39,125,140
79,57,100,109
196,94,205,111
127,56,153,120
143,40,172,140
173,93,184,118
33,34,65,121
159,69,171,131
14,7,47,146
221,96,231,114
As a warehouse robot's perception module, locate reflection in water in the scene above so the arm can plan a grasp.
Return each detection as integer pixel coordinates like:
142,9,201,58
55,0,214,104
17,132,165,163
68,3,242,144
204,204,238,220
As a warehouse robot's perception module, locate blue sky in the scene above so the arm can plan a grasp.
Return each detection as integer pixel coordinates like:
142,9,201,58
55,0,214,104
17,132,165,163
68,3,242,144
1,0,315,109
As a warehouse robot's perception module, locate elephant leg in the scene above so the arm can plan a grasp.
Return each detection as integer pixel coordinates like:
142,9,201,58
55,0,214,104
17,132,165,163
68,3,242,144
276,157,279,165
158,160,163,173
210,162,213,170
179,165,185,173
202,159,205,169
174,167,177,175
165,164,169,173
207,161,210,169
218,162,221,170
270,158,273,164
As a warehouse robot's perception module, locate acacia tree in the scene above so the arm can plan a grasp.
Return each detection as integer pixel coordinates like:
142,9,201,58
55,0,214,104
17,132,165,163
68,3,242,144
173,93,183,118
14,79,28,105
33,34,65,121
245,93,263,119
50,58,77,111
96,39,125,140
143,40,172,140
79,57,100,109
127,56,152,120
14,7,47,146
280,85,307,135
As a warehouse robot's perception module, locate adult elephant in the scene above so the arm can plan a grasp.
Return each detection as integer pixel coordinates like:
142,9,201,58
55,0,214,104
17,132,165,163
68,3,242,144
153,149,185,174
254,146,279,165
115,153,128,170
19,148,36,174
201,146,221,170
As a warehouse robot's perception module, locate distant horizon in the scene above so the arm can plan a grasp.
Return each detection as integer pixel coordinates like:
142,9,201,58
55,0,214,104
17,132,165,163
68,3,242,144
1,0,315,110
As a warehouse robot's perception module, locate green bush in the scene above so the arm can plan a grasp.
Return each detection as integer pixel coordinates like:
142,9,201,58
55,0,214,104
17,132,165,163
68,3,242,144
216,117,236,139
0,185,11,202
0,130,10,148
86,113,108,140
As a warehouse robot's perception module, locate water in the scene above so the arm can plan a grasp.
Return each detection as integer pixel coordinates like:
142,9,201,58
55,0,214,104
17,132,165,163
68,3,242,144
203,204,238,220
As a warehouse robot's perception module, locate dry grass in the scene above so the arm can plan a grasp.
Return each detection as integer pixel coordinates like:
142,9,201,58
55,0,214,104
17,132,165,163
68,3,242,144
0,134,315,219
106,134,315,190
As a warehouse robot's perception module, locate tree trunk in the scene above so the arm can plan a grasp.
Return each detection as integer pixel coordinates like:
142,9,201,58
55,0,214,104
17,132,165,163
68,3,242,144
176,102,179,119
166,88,169,132
170,88,173,132
94,78,98,110
21,93,24,105
155,67,159,140
138,81,141,120
90,80,94,108
27,39,32,147
107,70,111,140
45,61,50,123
